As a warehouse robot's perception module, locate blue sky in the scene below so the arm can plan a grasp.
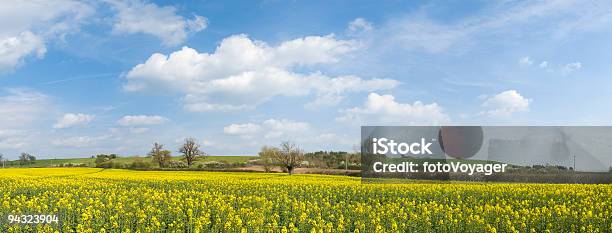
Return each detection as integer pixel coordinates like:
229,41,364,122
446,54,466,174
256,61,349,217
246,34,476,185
1,0,612,159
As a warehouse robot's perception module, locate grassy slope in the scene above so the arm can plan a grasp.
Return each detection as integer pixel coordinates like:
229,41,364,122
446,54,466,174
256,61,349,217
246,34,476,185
3,156,257,168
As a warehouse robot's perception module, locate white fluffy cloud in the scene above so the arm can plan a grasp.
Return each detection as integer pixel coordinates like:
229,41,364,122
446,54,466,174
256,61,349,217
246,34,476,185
482,90,531,117
117,115,168,126
0,32,46,72
107,0,207,46
124,34,398,111
337,93,449,125
305,75,400,109
0,0,92,37
53,113,95,129
0,1,92,71
348,18,373,33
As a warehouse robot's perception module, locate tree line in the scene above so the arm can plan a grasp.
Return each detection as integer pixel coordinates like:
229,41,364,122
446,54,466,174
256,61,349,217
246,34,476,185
96,138,207,168
0,152,37,167
145,139,308,175
0,139,362,174
256,142,360,174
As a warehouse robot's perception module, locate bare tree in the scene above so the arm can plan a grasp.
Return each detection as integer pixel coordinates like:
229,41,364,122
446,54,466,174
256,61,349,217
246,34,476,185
273,141,304,175
258,146,278,172
149,143,171,168
179,138,206,166
159,150,172,167
149,143,163,157
0,153,5,168
19,153,31,165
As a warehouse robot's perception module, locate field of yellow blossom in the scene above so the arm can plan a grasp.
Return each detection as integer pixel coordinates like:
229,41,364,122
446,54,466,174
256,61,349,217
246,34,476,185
0,168,610,232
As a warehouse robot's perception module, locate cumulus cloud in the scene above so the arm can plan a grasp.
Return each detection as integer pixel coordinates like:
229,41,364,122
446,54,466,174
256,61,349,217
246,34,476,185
336,93,449,125
0,1,92,37
482,90,531,117
0,1,92,71
117,115,168,126
348,18,373,33
123,34,398,111
305,75,399,109
53,113,95,129
107,0,207,46
187,15,208,32
0,32,46,72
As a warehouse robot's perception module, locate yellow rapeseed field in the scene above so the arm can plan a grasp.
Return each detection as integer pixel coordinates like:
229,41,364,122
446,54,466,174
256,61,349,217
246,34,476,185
0,168,610,232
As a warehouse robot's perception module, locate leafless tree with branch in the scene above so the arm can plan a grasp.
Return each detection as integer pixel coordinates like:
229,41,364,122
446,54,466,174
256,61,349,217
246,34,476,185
179,138,206,166
273,141,304,175
149,142,171,167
